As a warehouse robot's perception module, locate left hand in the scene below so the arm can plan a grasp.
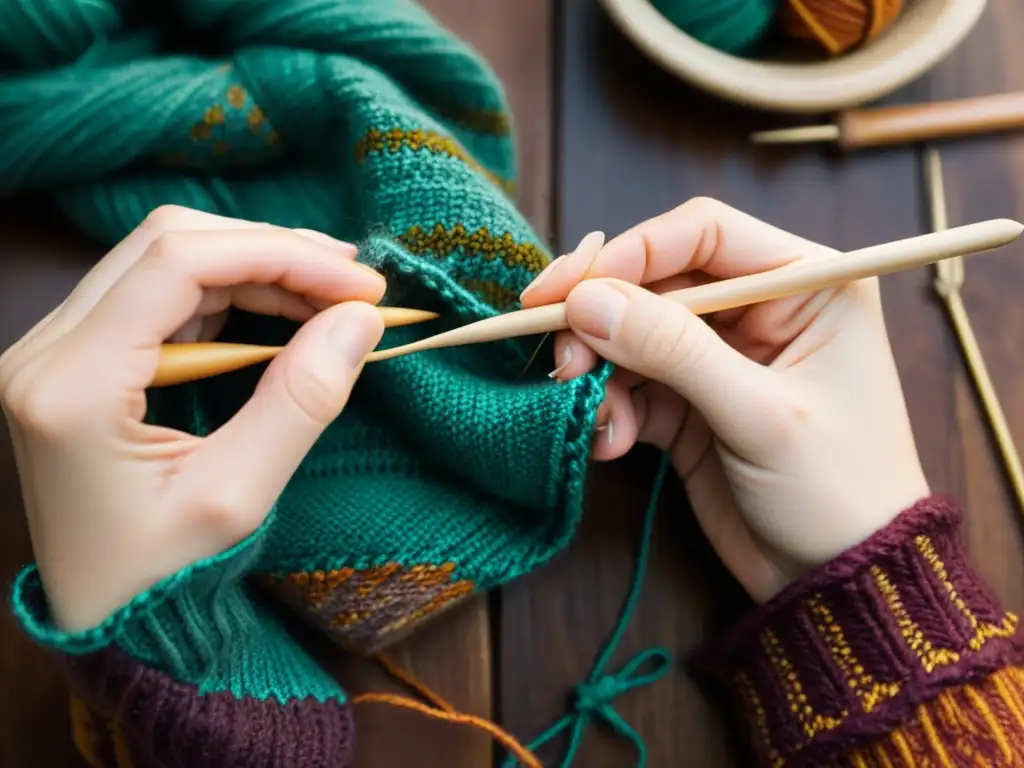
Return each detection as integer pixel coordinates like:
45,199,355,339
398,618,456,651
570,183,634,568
0,206,385,631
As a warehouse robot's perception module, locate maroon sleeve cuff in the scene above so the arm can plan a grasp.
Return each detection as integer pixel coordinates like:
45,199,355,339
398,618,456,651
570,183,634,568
61,646,356,767
696,495,1024,768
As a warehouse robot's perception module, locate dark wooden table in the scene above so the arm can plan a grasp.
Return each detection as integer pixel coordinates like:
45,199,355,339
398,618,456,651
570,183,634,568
4,1,1024,765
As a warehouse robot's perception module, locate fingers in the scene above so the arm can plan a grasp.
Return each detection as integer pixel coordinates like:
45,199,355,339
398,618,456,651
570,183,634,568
13,207,359,363
178,301,384,536
547,331,598,381
567,278,781,454
521,197,834,308
73,228,384,355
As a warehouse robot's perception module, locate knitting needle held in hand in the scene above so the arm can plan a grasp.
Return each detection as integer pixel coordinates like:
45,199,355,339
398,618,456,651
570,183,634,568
154,306,438,387
366,219,1023,362
151,219,1023,386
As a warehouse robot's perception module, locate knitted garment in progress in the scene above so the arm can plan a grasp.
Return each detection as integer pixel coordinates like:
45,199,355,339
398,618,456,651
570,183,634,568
5,1,607,765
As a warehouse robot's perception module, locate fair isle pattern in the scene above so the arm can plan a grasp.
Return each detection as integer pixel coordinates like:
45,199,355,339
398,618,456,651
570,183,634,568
354,127,516,196
710,498,1024,768
259,563,475,653
835,667,1024,767
398,223,549,273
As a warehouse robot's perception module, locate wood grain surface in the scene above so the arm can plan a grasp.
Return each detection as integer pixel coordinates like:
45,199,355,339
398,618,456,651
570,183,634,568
2,0,1024,766
497,1,1024,766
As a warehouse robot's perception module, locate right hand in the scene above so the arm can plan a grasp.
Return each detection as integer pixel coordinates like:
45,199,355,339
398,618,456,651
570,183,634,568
0,206,385,631
521,198,930,603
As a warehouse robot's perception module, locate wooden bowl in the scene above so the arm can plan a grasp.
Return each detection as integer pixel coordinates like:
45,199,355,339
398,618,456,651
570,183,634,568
599,0,988,113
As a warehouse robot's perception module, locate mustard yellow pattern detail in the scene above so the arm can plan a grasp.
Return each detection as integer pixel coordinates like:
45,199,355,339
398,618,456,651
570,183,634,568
916,534,1019,650
808,595,902,713
458,278,521,311
398,223,549,274
433,102,511,135
915,703,955,768
761,628,846,740
354,127,515,195
226,85,247,109
871,565,963,673
733,671,785,767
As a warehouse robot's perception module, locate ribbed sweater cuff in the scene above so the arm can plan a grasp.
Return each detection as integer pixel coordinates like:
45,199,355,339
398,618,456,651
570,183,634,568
698,495,1024,767
10,527,264,683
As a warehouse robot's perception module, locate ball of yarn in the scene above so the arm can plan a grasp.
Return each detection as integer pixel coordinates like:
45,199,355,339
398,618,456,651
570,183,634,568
777,0,904,56
650,0,778,55
0,0,121,67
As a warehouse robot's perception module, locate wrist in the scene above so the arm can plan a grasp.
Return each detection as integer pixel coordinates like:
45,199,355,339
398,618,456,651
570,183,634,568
695,494,1024,767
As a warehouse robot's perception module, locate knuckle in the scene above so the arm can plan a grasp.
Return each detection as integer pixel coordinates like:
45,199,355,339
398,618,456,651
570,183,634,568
637,306,707,379
143,231,191,271
193,490,261,542
1,372,81,437
674,196,728,218
139,204,196,233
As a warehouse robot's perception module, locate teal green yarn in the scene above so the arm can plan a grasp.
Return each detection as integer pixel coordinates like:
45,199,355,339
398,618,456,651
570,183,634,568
504,452,673,768
0,0,120,68
10,513,347,705
650,0,778,54
1,0,610,657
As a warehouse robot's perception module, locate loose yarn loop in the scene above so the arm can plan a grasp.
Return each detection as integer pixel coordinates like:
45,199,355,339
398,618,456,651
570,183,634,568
650,0,779,54
504,453,674,768
778,0,904,55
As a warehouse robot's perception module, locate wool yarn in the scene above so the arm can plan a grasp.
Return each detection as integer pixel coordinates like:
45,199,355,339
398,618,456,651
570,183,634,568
650,0,779,55
777,0,904,55
5,1,614,765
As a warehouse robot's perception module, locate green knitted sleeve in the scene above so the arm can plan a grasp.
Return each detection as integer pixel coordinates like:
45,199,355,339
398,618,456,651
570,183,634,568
10,513,344,705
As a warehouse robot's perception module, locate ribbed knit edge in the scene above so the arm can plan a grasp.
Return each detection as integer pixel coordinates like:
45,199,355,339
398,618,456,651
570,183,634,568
695,495,1024,767
9,517,267,663
63,645,356,768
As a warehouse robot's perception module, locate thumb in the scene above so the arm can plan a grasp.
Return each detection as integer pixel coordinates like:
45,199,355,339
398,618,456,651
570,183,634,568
187,301,384,516
564,279,776,450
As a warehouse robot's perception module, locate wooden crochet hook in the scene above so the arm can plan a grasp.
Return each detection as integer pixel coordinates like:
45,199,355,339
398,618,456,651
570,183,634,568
365,219,1022,363
154,306,438,386
749,91,1024,151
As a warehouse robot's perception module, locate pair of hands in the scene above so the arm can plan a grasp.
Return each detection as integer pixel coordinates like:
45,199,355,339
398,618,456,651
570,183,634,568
0,200,928,632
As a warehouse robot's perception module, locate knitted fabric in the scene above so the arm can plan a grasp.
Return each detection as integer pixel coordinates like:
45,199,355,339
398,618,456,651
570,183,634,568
698,496,1024,767
4,1,606,765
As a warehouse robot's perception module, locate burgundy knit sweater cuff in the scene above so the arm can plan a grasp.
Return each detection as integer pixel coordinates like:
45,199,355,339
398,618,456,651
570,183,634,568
699,495,1024,767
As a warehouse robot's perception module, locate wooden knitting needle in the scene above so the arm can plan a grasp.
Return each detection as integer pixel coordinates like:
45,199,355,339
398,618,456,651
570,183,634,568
154,306,438,386
926,149,1024,519
750,91,1024,151
365,219,1023,363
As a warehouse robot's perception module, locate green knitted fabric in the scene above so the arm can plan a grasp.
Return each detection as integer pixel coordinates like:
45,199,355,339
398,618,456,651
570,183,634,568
3,0,607,709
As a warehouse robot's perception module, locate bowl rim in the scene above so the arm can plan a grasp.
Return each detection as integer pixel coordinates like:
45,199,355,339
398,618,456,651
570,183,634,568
599,0,989,113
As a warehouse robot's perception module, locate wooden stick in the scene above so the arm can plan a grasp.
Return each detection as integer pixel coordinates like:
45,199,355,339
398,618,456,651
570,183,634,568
153,306,438,386
926,149,1024,518
150,220,1023,386
750,91,1024,151
365,219,1023,363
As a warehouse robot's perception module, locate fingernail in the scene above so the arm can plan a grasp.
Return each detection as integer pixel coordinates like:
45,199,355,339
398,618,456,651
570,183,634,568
330,313,375,368
548,342,573,379
294,228,358,256
595,419,614,445
569,281,627,340
577,231,606,277
521,255,566,299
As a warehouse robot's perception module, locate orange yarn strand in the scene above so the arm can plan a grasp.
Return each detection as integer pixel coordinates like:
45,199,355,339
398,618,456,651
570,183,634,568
373,652,456,712
353,654,541,768
353,693,541,768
